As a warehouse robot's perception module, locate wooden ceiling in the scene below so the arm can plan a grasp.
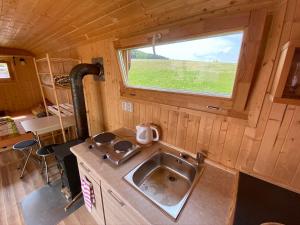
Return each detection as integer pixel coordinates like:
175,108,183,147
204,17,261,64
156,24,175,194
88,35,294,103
0,0,277,54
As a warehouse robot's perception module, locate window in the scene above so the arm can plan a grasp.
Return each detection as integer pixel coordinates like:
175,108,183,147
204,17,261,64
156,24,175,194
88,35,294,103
115,12,267,117
118,32,243,98
0,62,12,80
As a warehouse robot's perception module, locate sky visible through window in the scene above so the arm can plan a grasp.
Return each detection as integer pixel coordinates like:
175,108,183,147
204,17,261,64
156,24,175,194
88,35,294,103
123,32,244,97
138,32,243,63
0,63,11,79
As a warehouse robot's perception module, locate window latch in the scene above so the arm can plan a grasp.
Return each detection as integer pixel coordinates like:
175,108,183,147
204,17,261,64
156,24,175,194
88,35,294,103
207,105,221,111
152,33,162,55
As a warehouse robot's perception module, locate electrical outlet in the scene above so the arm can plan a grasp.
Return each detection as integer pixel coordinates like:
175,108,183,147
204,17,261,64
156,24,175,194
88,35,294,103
127,102,133,112
121,101,133,112
121,102,126,111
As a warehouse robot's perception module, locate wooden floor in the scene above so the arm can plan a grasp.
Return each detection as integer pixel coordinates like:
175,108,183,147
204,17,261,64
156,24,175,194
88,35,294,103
0,149,45,225
58,206,97,225
0,149,96,225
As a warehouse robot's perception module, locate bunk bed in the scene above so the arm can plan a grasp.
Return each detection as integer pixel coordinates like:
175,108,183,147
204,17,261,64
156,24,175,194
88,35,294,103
34,54,80,143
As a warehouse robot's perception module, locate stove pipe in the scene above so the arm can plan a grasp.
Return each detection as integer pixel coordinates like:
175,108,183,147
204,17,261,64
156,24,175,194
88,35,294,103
70,63,104,140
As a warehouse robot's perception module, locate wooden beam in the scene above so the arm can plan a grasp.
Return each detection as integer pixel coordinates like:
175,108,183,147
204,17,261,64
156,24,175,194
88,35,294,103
0,47,34,57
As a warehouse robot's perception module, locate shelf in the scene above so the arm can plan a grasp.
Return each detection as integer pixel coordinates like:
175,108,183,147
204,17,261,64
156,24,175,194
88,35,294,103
50,58,81,62
53,73,71,77
41,84,54,88
271,41,300,104
41,84,71,90
56,85,71,90
38,72,70,76
35,57,81,63
35,57,47,62
47,103,74,117
272,96,300,106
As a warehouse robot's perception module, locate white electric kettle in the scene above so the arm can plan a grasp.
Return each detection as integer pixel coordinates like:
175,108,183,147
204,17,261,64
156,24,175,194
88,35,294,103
136,123,160,145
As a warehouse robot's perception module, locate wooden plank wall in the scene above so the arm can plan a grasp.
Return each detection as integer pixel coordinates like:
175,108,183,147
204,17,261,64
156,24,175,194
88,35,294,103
0,57,42,112
52,0,300,193
75,43,109,135
43,85,72,105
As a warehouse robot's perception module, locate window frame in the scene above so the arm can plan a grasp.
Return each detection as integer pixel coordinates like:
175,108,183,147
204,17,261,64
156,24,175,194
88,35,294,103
0,61,14,82
114,11,267,118
118,31,243,99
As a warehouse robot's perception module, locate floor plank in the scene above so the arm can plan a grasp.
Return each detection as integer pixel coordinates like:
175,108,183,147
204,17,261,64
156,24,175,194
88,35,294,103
58,206,97,225
0,149,95,225
0,150,57,225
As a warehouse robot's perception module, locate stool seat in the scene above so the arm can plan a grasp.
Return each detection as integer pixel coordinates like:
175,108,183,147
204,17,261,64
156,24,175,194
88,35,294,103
36,144,59,184
13,139,37,150
13,139,38,179
36,144,58,157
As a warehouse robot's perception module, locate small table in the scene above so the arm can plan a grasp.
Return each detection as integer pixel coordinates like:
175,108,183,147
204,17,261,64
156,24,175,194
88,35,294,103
21,115,76,146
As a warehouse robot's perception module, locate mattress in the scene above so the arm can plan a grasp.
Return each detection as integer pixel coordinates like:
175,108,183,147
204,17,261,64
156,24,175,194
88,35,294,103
0,117,19,137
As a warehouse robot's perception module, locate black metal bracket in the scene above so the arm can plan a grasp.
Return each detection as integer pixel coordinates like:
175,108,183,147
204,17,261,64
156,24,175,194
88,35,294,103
92,57,105,81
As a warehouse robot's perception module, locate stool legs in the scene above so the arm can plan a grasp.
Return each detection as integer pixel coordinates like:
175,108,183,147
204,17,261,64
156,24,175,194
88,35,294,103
40,157,45,174
20,147,33,178
40,156,50,184
44,157,49,184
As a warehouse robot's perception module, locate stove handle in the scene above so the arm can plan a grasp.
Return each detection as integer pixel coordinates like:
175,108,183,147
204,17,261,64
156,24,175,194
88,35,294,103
107,189,125,207
79,162,91,173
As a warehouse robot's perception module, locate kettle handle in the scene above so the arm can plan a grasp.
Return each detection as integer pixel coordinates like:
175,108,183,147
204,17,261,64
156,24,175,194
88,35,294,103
150,126,159,141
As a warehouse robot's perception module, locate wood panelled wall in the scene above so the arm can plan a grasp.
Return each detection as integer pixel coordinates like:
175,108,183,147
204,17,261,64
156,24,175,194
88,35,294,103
0,57,42,112
52,0,300,193
43,86,72,105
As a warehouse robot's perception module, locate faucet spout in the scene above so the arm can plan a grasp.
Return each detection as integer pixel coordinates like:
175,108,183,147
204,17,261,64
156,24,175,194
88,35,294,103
179,151,206,166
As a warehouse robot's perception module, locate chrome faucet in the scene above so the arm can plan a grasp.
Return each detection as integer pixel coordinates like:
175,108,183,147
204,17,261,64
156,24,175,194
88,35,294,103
179,151,206,166
196,152,206,164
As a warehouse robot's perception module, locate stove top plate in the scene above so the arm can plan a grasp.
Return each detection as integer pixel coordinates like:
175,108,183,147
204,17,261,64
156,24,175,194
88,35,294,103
114,140,133,153
93,132,116,145
88,132,140,166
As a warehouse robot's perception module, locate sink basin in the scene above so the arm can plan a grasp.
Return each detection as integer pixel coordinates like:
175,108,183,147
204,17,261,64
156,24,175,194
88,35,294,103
124,149,204,220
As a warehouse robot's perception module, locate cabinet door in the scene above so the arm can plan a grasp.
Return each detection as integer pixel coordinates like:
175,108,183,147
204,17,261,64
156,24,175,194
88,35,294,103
101,182,149,225
78,160,105,225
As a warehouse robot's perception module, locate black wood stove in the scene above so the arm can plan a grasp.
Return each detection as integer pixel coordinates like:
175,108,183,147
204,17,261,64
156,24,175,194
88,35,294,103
53,63,104,201
53,140,83,199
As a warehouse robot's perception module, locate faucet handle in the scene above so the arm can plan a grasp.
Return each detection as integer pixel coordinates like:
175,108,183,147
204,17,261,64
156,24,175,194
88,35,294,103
196,151,207,164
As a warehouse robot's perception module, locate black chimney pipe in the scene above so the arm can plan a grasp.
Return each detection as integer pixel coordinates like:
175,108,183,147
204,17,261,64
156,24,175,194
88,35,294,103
70,63,104,140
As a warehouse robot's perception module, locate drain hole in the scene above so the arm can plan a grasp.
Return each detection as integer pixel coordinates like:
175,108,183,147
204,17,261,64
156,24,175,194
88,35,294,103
168,176,176,182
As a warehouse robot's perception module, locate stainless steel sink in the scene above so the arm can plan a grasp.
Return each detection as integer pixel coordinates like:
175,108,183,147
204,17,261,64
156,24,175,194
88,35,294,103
124,149,204,220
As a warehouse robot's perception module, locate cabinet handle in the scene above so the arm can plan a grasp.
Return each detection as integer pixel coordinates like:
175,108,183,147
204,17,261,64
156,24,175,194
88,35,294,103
80,162,90,173
107,189,125,207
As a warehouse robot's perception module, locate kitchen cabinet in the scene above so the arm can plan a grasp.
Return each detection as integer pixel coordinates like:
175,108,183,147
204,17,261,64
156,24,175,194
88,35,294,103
101,181,150,225
77,159,149,225
78,160,105,225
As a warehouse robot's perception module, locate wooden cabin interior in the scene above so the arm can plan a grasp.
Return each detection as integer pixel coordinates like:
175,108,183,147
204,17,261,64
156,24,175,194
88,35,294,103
1,0,300,225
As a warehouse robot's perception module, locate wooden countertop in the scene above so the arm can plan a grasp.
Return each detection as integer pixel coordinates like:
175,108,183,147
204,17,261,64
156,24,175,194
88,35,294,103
71,129,237,225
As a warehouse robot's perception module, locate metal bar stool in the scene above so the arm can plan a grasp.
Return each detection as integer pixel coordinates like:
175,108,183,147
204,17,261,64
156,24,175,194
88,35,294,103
36,144,59,184
13,139,38,178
